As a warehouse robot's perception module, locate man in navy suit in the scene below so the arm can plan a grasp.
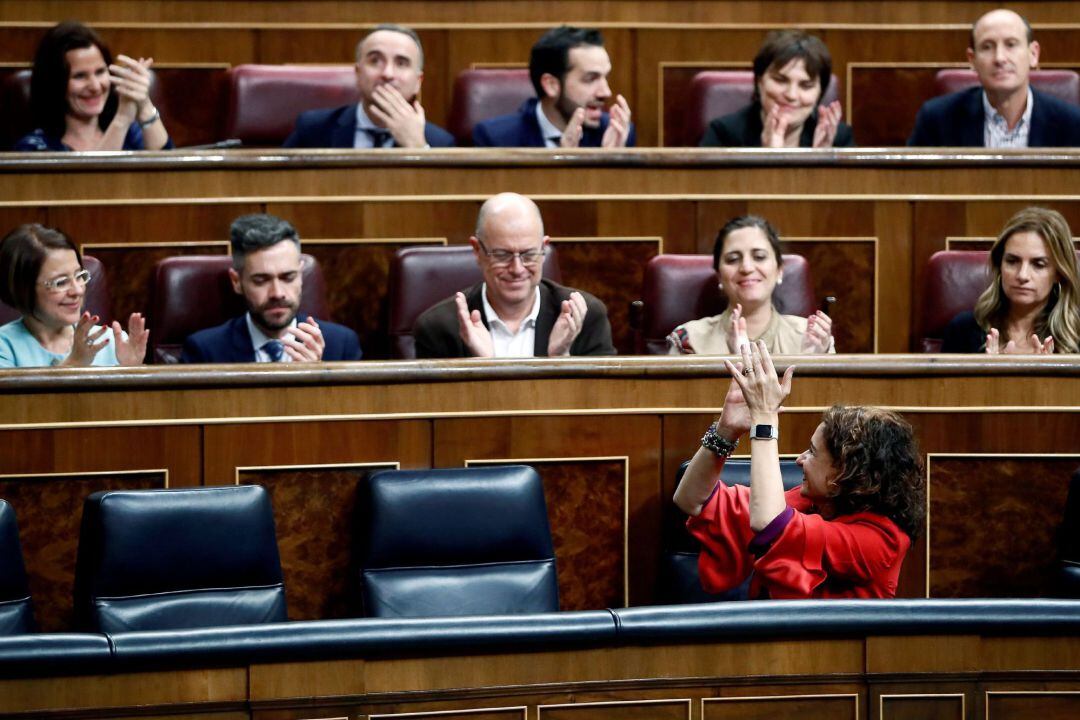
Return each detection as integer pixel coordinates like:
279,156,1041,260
181,215,361,363
908,9,1080,147
473,26,635,148
284,24,454,149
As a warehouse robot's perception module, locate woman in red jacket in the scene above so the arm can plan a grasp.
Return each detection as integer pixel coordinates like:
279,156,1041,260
674,341,925,598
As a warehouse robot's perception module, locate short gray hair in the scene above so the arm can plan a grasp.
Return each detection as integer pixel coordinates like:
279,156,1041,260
229,214,300,270
355,23,424,71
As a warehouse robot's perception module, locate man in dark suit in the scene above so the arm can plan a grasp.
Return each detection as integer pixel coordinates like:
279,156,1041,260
284,24,454,149
473,26,635,148
413,193,615,358
181,214,361,363
908,9,1080,147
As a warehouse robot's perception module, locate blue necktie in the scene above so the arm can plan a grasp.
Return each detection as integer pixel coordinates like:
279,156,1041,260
365,128,392,148
262,340,284,362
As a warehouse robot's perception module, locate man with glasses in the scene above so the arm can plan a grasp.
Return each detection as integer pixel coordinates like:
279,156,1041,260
414,192,615,358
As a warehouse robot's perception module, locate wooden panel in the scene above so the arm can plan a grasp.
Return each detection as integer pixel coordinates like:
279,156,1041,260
987,692,1080,720
702,694,858,720
880,694,964,720
928,455,1080,598
539,699,689,720
238,463,396,621
0,469,165,631
552,238,660,356
437,415,660,606
469,458,626,611
372,709,525,720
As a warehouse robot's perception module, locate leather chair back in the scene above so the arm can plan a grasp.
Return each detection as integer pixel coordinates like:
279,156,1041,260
73,485,287,632
148,253,327,364
1060,467,1080,596
634,253,815,354
683,71,840,147
225,64,358,146
447,68,534,146
0,255,111,327
934,69,1080,105
387,244,562,359
0,500,34,635
660,459,803,603
918,251,991,353
358,465,559,617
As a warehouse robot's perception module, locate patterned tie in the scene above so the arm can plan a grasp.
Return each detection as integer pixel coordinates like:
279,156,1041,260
261,340,284,362
365,128,392,148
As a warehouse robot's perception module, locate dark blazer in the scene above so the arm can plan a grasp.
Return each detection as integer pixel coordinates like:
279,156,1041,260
941,311,986,353
180,315,362,363
907,86,1080,147
283,103,455,148
473,98,637,147
413,279,616,358
699,103,855,147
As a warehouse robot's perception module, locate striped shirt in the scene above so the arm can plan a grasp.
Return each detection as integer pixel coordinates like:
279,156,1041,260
983,88,1033,148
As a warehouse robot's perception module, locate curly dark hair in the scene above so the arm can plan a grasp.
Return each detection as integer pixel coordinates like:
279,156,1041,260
820,406,926,539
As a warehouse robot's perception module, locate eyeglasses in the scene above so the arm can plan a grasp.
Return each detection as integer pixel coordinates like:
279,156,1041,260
41,269,91,293
477,240,546,267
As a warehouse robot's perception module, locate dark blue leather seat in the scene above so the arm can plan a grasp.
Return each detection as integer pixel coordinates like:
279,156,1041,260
358,465,559,618
0,500,34,635
660,459,803,603
0,633,111,677
73,485,287,632
1060,466,1080,596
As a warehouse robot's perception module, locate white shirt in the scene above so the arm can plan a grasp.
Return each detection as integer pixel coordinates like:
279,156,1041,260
535,101,563,149
246,313,295,363
983,87,1034,148
353,104,393,148
480,283,541,357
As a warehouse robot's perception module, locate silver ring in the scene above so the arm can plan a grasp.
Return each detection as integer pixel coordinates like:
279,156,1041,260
742,367,753,376
85,338,94,346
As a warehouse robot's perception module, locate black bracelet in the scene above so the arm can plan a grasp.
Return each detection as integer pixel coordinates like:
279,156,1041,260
701,422,738,457
138,109,161,128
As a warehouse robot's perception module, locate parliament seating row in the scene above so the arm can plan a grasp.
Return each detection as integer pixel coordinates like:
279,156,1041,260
4,64,1077,150
4,598,1080,679
8,248,1064,360
4,466,558,634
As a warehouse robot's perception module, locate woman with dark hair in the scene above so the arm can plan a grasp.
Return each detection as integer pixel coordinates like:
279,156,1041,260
0,224,147,367
700,30,854,148
942,207,1079,354
14,21,171,151
674,342,925,598
667,215,834,354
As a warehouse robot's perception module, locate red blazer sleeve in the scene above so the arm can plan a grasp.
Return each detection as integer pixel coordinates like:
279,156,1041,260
685,481,757,594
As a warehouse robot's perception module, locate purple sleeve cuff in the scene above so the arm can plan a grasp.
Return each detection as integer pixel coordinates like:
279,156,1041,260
748,506,794,556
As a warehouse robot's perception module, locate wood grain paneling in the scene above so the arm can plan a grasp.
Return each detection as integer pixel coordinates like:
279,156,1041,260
702,694,858,720
237,463,396,620
928,455,1080,598
880,693,964,720
0,469,165,631
539,699,689,720
986,691,1080,720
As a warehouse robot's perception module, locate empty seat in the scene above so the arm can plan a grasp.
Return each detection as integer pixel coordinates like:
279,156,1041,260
447,68,534,146
681,70,840,147
148,253,328,363
0,254,111,327
225,64,358,146
631,253,815,355
358,465,559,617
934,69,1079,105
0,500,34,635
660,459,803,603
386,244,561,359
917,251,992,353
73,485,287,632
1060,467,1080,596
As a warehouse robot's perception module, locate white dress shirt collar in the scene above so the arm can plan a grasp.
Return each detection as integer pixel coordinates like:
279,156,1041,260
535,101,563,149
480,283,542,357
246,313,296,363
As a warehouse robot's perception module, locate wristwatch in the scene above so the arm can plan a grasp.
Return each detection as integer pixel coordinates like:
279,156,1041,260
701,422,738,457
751,424,779,441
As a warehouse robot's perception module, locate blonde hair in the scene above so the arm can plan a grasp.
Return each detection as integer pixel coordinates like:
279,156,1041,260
973,207,1080,353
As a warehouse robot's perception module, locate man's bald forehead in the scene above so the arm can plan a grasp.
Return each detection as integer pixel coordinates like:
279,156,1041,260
475,193,545,239
970,9,1033,48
